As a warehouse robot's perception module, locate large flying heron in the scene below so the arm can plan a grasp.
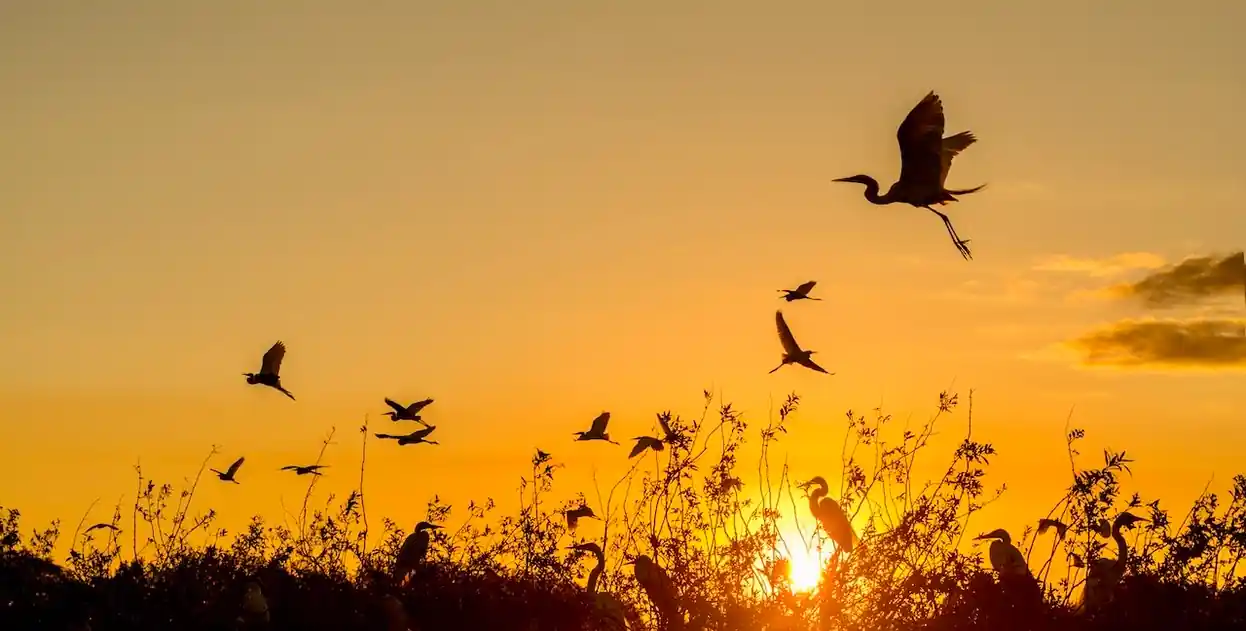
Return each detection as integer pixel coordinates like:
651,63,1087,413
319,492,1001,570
375,426,438,446
770,311,832,375
574,412,619,444
833,91,985,260
1080,512,1148,613
243,341,296,400
280,464,327,476
778,281,821,302
384,398,433,423
211,456,246,484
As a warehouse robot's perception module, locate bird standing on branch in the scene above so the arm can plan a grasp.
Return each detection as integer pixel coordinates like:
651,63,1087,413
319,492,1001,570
779,281,821,302
243,341,296,400
393,521,442,582
574,412,619,444
798,476,857,555
211,457,246,484
770,311,833,375
833,91,984,260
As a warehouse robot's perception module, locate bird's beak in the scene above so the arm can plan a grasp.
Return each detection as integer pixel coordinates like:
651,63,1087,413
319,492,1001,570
831,177,850,182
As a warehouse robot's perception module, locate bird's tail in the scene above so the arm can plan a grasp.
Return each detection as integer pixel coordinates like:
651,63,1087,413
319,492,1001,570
280,388,296,401
768,363,783,374
947,183,987,196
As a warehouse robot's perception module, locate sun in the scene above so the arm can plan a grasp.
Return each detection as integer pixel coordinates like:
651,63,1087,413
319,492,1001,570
787,549,826,593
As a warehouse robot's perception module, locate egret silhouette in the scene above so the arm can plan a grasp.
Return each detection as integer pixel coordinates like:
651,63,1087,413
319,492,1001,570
280,464,327,476
1080,512,1148,613
574,412,619,444
1037,518,1069,540
384,398,433,423
974,529,1029,578
629,554,682,630
779,281,821,302
629,436,665,459
798,476,857,554
570,542,630,631
393,521,442,582
770,311,832,375
84,523,119,533
565,505,599,529
833,91,984,260
211,457,246,484
243,341,296,400
375,426,438,446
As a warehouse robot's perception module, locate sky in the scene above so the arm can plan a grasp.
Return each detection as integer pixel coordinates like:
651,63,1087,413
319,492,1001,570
1,1,1244,572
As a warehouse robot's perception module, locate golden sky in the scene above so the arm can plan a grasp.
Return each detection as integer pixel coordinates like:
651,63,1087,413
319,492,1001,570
1,1,1243,566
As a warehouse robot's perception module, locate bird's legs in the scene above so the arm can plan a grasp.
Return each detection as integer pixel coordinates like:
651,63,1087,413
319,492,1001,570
923,206,973,260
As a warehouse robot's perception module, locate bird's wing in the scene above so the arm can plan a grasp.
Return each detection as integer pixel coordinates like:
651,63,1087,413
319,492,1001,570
775,311,803,355
799,356,831,374
939,131,977,187
629,438,650,458
226,457,245,476
658,415,673,439
410,398,434,412
384,398,407,413
590,412,610,434
308,465,326,471
261,341,286,376
895,92,946,192
414,426,436,439
280,465,298,471
796,281,816,294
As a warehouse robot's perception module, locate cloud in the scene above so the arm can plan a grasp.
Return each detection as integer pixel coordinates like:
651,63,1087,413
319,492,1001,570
1066,318,1246,369
1108,252,1245,308
1032,252,1167,278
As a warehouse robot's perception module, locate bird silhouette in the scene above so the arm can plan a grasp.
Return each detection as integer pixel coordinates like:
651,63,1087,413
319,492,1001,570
629,554,683,630
384,398,433,423
243,341,296,400
83,523,119,533
798,476,857,555
1037,518,1069,540
393,521,442,582
833,91,984,260
280,464,327,476
769,311,833,375
629,436,665,459
564,504,599,529
574,412,619,444
1080,512,1148,613
375,426,438,446
569,542,630,631
974,529,1030,578
211,457,246,484
778,281,821,302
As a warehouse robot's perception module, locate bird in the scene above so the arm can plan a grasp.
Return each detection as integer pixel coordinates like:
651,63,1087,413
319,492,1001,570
211,457,246,484
375,426,439,446
280,464,327,476
574,412,619,444
657,413,680,444
769,311,833,375
974,529,1030,578
569,542,630,631
629,436,665,459
833,91,985,260
565,505,599,530
83,523,119,533
1037,518,1069,540
778,281,821,302
1080,512,1149,614
243,341,296,400
393,521,442,582
797,476,857,555
629,554,683,630
384,398,433,423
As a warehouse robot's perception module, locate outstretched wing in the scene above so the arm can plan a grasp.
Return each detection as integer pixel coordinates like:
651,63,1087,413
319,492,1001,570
795,281,816,295
629,437,649,458
799,356,831,374
226,457,245,476
280,465,298,471
590,412,610,434
384,398,407,414
409,398,434,413
261,341,286,376
775,311,803,356
413,425,436,440
939,131,977,187
658,415,674,440
895,92,946,192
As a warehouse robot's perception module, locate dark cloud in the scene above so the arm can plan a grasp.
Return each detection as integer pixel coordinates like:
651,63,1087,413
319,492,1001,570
1069,319,1246,368
1113,252,1245,308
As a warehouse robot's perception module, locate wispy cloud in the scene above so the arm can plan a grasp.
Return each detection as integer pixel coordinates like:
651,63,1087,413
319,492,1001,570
1066,318,1246,369
1032,252,1167,278
1107,252,1245,308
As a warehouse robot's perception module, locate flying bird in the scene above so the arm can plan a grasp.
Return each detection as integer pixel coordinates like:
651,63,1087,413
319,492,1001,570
375,426,439,446
573,412,619,444
384,398,433,423
778,281,821,302
564,505,599,529
833,91,984,260
393,521,442,582
243,341,296,400
769,311,833,375
211,457,246,484
280,464,327,476
629,435,665,459
84,523,119,533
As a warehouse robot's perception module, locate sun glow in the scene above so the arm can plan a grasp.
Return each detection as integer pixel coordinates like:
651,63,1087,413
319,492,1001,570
787,548,827,593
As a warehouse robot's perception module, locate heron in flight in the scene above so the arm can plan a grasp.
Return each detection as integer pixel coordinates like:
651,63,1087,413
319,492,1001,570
375,426,438,446
280,464,327,476
833,91,984,260
393,521,442,582
770,311,832,375
243,341,296,400
564,504,599,529
211,457,246,484
629,436,665,459
574,412,619,444
384,398,433,423
778,281,821,302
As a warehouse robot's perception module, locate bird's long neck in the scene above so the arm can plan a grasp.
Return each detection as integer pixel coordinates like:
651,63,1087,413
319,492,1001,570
859,177,892,205
808,481,828,512
1111,525,1128,571
586,552,605,593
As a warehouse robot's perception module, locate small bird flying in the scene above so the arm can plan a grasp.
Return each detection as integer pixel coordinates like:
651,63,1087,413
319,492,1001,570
573,412,619,444
564,505,598,529
779,281,821,302
770,311,832,375
629,436,665,459
833,91,984,260
243,341,296,400
84,523,119,533
375,426,439,446
280,464,327,476
211,456,246,484
384,398,433,423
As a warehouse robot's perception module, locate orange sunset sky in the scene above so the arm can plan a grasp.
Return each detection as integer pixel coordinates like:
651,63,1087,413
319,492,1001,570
1,1,1243,566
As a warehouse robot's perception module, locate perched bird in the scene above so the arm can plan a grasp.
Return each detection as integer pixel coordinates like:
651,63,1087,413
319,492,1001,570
375,426,439,446
211,457,246,484
565,505,599,530
833,91,985,260
83,523,119,533
384,398,434,423
280,464,327,476
243,341,296,400
769,311,833,375
629,554,682,629
393,521,442,582
974,529,1029,578
778,281,821,302
629,436,665,459
569,542,630,631
798,476,857,555
574,412,619,444
1080,512,1149,614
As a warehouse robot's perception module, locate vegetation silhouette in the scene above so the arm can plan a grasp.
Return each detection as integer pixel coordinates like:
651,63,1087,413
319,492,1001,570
4,390,1246,630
